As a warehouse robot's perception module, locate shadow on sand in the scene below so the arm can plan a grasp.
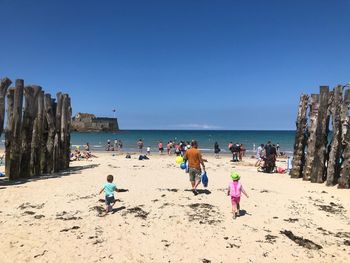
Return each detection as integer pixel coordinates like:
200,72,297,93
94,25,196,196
184,189,212,195
238,209,251,217
112,206,126,214
0,164,100,186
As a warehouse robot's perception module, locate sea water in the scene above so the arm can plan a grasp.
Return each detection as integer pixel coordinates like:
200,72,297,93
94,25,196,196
70,130,295,155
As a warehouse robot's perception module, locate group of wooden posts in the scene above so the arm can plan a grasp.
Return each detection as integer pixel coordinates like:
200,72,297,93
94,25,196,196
0,77,72,180
291,85,350,189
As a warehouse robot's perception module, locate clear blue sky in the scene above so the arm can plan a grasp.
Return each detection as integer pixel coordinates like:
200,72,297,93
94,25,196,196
1,0,349,130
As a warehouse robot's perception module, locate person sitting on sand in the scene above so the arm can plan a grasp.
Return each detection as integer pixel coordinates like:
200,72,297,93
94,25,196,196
70,149,82,161
84,142,90,151
183,140,206,195
255,144,264,167
99,174,120,214
227,172,249,219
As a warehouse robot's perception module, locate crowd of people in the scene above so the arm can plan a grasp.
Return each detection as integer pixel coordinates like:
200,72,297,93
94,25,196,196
255,141,279,173
70,142,97,161
99,139,249,220
106,139,123,151
227,142,246,162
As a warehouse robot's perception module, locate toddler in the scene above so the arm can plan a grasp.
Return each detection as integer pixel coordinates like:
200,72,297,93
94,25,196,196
99,174,118,213
227,172,249,219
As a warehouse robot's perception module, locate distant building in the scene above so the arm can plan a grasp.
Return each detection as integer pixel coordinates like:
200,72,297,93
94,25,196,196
71,112,119,132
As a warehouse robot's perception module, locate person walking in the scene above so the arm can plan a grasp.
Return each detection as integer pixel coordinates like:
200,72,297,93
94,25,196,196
184,140,206,195
137,139,144,153
214,142,220,158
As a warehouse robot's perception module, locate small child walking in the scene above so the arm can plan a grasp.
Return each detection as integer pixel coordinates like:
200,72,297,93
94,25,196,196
99,174,119,214
227,172,249,219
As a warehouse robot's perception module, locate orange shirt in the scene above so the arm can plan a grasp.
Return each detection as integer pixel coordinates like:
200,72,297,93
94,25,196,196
185,148,202,170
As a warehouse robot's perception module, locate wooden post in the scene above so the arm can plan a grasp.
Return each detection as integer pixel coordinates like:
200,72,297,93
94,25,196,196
61,94,70,169
290,94,309,178
53,93,63,172
303,94,320,181
43,94,56,173
7,80,24,180
20,86,41,178
0,77,12,137
310,86,330,183
338,89,350,188
326,86,343,186
5,88,14,178
30,90,44,176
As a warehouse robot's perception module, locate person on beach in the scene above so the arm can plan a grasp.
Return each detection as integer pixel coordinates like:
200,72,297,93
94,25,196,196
264,141,276,173
99,174,120,214
239,144,246,161
118,140,123,151
84,142,90,152
232,143,240,162
137,139,144,153
106,140,112,151
227,172,249,219
166,142,171,155
228,142,233,153
158,141,164,154
255,144,264,167
114,139,119,151
214,142,220,158
184,140,206,195
147,146,151,155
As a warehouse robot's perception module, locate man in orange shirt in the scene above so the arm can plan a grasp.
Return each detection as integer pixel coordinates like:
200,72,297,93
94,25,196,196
184,140,206,195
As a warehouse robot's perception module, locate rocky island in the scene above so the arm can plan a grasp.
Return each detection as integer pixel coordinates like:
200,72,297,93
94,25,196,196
71,112,119,132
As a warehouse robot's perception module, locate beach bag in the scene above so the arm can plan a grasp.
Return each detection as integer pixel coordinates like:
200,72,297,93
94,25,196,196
202,172,208,187
230,182,241,198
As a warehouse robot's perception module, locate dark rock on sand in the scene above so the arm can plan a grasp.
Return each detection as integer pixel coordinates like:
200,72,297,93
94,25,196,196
123,207,149,219
283,218,299,223
188,203,222,225
280,230,322,250
265,234,278,244
60,226,80,232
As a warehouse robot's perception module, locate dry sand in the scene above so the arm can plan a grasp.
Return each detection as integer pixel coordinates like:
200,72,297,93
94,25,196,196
0,152,349,263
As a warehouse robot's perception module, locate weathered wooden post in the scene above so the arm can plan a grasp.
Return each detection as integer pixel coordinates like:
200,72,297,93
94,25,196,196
0,77,12,136
5,88,15,177
303,94,319,181
7,80,24,180
326,86,343,186
338,88,350,188
20,86,41,178
30,90,44,176
310,86,330,183
43,94,56,173
61,94,71,169
53,93,63,172
290,94,309,178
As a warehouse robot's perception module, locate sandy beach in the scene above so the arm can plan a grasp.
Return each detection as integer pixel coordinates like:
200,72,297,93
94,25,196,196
0,152,349,263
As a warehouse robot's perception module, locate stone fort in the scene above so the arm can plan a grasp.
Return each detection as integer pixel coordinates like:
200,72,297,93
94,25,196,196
71,113,119,132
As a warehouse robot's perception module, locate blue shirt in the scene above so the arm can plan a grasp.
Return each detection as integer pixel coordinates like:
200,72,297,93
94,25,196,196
103,182,116,197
